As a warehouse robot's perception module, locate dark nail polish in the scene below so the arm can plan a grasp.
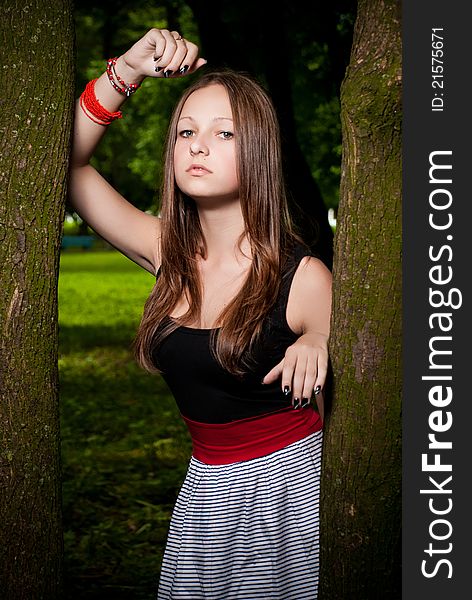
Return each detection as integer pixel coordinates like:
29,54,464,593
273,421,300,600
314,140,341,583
283,386,291,396
261,379,266,385
153,55,162,62
293,398,300,409
164,69,174,78
301,398,310,408
179,65,189,74
314,385,322,395
155,66,163,72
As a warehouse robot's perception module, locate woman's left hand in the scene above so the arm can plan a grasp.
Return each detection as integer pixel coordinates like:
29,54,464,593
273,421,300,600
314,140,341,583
261,332,328,412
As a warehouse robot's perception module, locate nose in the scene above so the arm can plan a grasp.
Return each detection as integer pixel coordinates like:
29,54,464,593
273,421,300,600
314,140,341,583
189,135,209,156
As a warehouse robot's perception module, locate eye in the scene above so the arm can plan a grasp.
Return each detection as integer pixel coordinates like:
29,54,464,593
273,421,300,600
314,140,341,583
217,131,234,140
178,129,194,138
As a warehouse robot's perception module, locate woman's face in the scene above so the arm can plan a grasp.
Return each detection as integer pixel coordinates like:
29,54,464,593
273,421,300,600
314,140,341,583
173,84,239,205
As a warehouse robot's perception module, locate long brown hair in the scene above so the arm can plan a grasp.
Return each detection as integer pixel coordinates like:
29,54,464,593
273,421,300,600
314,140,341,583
134,70,304,377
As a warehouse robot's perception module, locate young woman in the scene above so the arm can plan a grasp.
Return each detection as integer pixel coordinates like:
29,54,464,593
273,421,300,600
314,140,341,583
70,28,332,599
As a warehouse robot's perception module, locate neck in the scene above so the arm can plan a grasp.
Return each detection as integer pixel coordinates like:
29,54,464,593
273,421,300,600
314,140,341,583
197,201,251,266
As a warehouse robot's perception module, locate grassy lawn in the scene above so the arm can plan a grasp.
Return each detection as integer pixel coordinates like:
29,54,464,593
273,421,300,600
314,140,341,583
59,250,192,599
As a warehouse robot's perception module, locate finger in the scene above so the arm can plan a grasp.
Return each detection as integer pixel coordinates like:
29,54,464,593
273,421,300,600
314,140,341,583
313,353,329,396
261,358,284,385
186,57,208,74
175,37,207,75
184,40,208,72
162,31,190,75
162,38,190,77
290,354,308,409
280,348,297,404
301,354,318,407
153,29,179,74
154,35,206,77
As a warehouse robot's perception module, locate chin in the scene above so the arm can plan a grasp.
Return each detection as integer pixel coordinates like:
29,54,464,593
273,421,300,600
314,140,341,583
178,187,238,205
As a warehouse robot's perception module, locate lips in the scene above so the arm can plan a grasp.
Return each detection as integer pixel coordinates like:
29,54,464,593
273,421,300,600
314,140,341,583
186,164,212,175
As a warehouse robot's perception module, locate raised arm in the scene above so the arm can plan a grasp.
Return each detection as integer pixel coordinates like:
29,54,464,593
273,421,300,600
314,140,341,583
68,29,206,274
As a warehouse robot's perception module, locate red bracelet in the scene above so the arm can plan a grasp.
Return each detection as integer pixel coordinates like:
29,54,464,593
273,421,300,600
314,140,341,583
79,79,123,126
106,57,141,97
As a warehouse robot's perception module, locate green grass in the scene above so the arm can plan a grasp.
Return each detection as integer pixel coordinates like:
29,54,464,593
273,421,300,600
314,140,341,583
59,251,192,599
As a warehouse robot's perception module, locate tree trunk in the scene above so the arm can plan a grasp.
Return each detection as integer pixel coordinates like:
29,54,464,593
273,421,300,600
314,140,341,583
320,1,402,598
0,1,75,597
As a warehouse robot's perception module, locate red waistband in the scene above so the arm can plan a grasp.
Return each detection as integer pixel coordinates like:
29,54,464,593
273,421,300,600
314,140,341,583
182,407,323,465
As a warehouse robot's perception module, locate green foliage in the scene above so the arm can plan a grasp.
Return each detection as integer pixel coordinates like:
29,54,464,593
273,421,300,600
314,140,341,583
59,251,191,598
287,5,355,208
294,94,342,209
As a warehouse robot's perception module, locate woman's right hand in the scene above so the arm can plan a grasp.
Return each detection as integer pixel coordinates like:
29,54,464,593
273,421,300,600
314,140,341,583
120,28,207,81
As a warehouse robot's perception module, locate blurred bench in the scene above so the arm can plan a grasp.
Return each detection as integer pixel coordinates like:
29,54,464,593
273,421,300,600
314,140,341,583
61,235,96,250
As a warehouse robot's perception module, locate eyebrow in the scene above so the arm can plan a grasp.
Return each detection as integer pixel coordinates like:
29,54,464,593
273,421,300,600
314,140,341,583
178,116,233,122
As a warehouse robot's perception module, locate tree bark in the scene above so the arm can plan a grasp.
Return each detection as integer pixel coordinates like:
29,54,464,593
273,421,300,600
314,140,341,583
0,1,75,597
320,0,402,598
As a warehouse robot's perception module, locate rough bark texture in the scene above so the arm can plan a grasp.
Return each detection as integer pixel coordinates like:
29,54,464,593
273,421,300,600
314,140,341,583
0,1,74,597
320,0,402,597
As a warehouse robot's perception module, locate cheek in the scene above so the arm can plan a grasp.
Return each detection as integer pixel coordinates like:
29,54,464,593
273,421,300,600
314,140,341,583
173,143,184,169
230,156,239,187
173,147,191,187
173,147,186,189
223,147,238,178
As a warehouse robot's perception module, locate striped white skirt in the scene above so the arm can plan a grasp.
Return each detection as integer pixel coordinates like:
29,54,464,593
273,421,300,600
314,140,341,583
157,430,323,599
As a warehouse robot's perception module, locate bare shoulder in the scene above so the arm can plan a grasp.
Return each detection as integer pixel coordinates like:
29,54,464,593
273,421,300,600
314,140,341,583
295,256,332,292
286,256,333,336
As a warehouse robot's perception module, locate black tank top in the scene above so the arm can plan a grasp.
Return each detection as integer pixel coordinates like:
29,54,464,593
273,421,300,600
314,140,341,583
152,242,313,424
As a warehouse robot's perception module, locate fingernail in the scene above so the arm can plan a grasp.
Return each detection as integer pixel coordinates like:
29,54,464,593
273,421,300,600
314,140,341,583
155,66,163,72
164,69,174,78
283,386,291,396
301,398,310,408
314,385,322,395
261,378,266,385
293,398,300,409
153,55,162,62
179,65,189,74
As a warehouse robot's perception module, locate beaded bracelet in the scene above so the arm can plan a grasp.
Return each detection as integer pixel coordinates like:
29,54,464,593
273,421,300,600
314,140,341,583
79,78,123,126
106,57,141,97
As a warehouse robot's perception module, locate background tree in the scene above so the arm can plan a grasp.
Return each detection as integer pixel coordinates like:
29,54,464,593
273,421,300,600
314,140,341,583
320,0,402,597
0,1,75,597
